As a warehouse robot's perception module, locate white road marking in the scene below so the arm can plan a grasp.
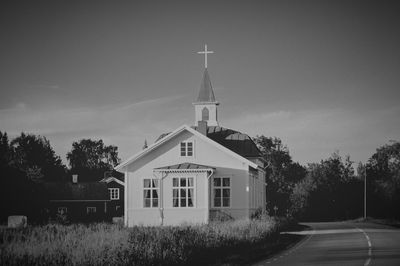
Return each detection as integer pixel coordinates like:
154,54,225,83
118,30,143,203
356,227,372,266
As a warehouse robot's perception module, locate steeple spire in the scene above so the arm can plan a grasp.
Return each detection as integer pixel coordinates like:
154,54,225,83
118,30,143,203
196,68,217,103
193,44,219,126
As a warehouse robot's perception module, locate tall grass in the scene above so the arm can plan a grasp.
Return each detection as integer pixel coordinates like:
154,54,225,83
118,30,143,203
0,217,280,265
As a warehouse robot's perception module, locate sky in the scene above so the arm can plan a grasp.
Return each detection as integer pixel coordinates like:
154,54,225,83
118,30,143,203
1,0,399,167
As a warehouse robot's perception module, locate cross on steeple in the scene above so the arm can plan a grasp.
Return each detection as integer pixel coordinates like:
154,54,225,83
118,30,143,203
197,44,214,69
194,44,219,127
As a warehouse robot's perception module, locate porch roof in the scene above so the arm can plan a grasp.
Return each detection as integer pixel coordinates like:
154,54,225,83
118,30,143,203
154,162,215,172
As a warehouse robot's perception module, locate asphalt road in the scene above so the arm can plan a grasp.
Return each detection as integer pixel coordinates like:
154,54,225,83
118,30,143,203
254,221,400,266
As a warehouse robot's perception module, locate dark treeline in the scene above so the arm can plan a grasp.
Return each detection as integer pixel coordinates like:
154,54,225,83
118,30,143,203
0,131,120,223
254,135,400,221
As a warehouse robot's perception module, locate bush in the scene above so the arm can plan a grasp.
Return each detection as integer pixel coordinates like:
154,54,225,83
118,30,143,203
0,217,280,266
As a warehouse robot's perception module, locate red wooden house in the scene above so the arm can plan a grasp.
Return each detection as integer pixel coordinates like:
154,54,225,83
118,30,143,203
44,174,124,223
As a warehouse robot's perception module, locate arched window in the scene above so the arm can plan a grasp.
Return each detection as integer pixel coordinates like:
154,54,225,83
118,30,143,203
202,107,209,121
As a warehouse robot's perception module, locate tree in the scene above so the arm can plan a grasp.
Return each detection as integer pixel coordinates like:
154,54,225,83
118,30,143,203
9,132,66,182
289,175,314,219
66,139,121,181
366,140,400,218
0,131,12,168
253,135,306,216
290,152,361,221
0,131,61,223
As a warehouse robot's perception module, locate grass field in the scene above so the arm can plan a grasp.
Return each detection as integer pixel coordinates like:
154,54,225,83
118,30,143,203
0,216,292,266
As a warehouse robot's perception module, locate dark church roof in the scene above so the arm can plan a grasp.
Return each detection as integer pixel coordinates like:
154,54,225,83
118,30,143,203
195,69,217,103
195,126,262,158
156,126,262,159
155,132,171,142
44,182,109,201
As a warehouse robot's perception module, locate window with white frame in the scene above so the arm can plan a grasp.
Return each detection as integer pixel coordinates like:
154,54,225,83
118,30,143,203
109,188,120,200
143,179,159,208
180,141,193,157
172,177,194,207
57,207,67,214
213,177,231,207
87,207,96,214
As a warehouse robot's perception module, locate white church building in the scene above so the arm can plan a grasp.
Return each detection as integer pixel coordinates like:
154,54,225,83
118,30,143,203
116,46,266,226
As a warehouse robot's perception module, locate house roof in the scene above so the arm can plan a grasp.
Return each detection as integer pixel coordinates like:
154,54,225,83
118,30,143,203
44,182,109,201
103,169,124,181
99,176,124,186
195,69,217,103
156,126,262,158
115,125,258,171
155,132,171,142
193,126,262,158
155,162,215,171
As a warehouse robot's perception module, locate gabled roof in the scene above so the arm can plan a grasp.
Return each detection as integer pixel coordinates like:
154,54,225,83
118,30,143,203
155,126,262,159
102,170,125,181
44,182,109,201
195,69,217,103
115,125,258,171
192,126,262,158
99,176,124,186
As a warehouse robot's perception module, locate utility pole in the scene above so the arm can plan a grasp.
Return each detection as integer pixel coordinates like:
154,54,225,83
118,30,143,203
364,166,367,220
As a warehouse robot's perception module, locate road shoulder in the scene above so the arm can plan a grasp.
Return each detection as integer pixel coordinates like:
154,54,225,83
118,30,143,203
251,223,311,266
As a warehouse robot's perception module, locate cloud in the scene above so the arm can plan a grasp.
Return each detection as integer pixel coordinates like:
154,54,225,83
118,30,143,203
225,106,400,164
15,102,27,110
0,94,188,164
112,95,185,112
2,95,399,168
0,95,185,135
30,84,63,91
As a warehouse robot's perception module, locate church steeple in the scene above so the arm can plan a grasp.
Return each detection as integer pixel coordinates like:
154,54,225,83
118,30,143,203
196,69,216,103
193,44,219,126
